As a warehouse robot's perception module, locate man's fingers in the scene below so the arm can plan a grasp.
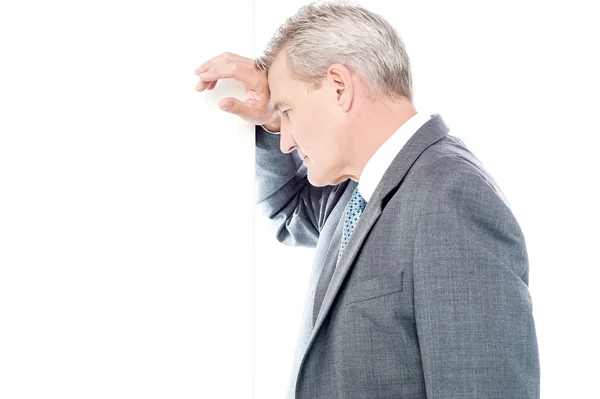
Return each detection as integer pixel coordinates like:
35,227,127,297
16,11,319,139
197,63,263,91
194,52,255,75
195,79,217,92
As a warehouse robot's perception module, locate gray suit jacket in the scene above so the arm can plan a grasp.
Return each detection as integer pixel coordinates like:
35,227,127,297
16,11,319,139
255,113,540,398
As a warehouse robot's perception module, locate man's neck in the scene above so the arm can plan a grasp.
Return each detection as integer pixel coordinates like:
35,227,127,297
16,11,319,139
347,100,417,182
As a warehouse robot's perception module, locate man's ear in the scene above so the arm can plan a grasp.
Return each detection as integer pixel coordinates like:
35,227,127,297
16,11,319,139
327,64,354,113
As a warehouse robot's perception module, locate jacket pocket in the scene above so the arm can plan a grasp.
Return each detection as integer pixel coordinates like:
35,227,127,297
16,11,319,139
344,270,404,304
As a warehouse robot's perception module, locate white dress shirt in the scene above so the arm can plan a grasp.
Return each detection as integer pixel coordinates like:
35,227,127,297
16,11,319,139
357,111,432,202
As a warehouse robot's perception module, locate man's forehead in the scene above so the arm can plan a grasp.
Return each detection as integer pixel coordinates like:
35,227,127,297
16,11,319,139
269,78,291,111
268,74,290,108
267,58,292,111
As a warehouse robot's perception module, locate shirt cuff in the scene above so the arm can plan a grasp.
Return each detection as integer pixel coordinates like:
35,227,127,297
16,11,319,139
260,124,280,134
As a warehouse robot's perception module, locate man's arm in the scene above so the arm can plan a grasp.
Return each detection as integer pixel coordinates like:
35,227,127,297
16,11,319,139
255,125,350,248
413,166,540,398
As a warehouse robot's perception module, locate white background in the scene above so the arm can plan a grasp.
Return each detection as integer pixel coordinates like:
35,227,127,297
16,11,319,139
0,1,598,398
1,0,255,398
255,1,600,398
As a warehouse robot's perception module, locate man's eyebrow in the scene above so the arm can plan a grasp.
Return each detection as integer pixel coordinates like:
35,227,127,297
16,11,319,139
270,98,291,112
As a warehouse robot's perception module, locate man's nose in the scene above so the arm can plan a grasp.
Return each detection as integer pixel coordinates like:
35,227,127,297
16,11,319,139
279,129,298,154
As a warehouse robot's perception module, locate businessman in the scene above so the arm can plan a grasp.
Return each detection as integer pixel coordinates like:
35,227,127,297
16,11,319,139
195,2,539,398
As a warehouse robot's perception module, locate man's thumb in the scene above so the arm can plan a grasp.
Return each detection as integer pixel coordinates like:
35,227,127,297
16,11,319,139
220,98,243,114
219,98,257,121
219,100,232,111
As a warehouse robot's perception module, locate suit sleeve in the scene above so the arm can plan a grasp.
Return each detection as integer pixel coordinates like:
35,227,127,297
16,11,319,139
413,167,540,398
255,125,350,248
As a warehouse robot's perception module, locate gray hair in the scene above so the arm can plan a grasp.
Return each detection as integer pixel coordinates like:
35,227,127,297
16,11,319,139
255,0,413,103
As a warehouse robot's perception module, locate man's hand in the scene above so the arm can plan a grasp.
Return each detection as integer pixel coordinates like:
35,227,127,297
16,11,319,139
194,52,281,132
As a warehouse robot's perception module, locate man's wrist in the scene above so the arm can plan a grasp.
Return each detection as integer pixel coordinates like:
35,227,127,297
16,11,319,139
261,116,281,133
261,122,280,133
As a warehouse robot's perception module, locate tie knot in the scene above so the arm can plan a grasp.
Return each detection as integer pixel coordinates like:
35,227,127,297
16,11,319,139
350,187,367,211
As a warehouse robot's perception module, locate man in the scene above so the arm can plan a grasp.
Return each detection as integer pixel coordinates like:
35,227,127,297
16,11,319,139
195,2,539,398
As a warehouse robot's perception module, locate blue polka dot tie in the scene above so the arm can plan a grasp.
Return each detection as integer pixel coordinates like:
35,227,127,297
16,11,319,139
338,187,367,260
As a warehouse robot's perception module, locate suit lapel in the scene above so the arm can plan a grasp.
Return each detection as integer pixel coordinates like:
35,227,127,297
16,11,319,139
312,198,350,325
299,113,451,377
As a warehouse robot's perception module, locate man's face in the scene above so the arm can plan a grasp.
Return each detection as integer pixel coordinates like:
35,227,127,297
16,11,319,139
267,52,349,187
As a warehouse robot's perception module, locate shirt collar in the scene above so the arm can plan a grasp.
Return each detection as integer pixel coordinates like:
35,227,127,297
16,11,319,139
357,111,432,202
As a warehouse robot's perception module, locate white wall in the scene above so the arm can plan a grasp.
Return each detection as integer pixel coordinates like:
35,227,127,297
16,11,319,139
255,1,600,398
0,1,255,398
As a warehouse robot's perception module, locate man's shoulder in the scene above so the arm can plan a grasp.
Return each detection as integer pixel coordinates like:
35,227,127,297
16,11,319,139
411,134,509,207
419,133,480,170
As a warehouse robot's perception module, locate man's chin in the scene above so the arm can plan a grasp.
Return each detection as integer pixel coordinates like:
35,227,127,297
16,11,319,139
307,173,327,187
